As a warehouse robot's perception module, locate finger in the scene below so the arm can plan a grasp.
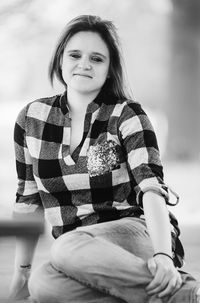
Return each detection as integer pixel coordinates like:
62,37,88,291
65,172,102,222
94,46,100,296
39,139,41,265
158,277,178,298
147,258,157,276
146,268,165,292
170,280,182,296
146,259,164,291
159,275,182,298
147,275,169,296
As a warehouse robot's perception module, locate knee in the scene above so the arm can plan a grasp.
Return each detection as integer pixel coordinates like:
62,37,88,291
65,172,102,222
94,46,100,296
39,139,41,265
50,231,93,271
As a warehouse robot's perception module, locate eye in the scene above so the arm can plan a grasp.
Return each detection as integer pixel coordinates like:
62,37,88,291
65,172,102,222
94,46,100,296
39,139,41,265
69,53,81,59
90,56,103,63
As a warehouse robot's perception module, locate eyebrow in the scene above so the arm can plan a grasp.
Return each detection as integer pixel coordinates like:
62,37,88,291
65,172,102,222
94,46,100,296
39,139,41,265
67,50,108,59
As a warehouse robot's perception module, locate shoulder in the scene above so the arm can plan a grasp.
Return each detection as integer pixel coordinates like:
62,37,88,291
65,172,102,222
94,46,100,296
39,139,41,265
116,99,154,133
25,94,60,115
16,94,60,124
114,99,146,118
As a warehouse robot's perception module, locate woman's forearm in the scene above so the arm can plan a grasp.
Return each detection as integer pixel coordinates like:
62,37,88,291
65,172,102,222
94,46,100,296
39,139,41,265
143,191,172,256
14,235,39,269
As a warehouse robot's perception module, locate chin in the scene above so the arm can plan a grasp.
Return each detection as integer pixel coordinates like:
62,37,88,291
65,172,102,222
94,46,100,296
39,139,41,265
73,85,101,95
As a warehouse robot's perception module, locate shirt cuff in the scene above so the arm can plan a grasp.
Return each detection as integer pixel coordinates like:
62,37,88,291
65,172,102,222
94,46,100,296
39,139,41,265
136,185,169,207
136,184,179,207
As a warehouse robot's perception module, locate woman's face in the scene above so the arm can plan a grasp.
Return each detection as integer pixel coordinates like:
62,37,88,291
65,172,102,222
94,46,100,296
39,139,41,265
62,31,110,95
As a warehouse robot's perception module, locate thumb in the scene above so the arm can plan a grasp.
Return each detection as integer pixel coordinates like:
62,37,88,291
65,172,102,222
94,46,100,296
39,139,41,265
147,257,157,276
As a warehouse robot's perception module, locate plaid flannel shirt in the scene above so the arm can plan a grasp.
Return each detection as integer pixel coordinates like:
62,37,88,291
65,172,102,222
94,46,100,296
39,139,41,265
14,90,170,238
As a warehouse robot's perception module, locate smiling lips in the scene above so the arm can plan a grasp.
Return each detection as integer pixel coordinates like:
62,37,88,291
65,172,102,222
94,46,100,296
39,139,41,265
73,73,92,78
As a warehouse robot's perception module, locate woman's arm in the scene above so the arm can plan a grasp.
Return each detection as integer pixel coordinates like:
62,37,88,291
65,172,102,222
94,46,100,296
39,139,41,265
10,105,44,299
118,101,183,297
143,191,172,255
9,234,39,300
143,192,182,298
14,234,39,269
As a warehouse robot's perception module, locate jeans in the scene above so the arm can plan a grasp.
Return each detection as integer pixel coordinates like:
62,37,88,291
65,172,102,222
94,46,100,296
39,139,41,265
28,217,200,303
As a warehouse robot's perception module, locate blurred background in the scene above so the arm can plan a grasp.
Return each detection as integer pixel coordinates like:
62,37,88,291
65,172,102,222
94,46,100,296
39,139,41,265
0,0,200,300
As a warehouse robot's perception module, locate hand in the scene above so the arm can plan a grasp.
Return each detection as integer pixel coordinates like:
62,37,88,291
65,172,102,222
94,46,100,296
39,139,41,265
146,255,182,299
9,268,31,300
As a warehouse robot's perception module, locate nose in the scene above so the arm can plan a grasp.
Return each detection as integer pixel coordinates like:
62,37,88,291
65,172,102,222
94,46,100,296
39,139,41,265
77,56,92,70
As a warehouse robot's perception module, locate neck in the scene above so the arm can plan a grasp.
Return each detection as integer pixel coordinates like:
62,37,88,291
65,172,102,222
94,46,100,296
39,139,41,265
67,88,100,114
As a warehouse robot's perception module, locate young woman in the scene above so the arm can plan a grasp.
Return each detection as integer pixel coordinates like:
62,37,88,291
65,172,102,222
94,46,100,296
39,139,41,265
9,15,200,303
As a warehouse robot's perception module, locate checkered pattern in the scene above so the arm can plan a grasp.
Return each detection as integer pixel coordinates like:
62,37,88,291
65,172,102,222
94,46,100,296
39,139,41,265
14,91,171,237
13,90,185,266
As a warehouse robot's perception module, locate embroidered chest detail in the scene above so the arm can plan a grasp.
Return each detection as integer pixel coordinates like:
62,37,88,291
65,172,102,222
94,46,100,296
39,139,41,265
87,140,120,177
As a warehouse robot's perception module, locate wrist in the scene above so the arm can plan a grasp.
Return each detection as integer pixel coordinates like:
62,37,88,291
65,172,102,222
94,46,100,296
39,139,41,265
16,264,32,273
153,252,173,262
20,264,31,269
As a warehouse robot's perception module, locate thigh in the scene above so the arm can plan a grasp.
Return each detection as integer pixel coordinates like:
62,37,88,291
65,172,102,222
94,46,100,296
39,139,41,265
28,261,125,303
76,217,154,260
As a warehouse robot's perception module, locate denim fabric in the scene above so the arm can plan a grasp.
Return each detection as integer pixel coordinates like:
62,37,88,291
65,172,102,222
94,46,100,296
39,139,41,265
28,217,199,303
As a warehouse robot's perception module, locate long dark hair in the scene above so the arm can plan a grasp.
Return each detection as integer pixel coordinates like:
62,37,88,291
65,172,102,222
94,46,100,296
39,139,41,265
49,15,130,100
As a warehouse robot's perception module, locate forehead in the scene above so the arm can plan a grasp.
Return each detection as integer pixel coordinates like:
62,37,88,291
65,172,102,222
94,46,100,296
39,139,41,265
65,31,109,55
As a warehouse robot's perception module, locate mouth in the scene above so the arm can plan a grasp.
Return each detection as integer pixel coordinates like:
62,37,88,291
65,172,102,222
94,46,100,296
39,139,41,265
73,73,92,78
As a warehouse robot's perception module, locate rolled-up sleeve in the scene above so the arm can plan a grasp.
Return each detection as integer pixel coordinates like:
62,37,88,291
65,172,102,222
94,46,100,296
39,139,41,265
118,101,169,207
13,105,44,217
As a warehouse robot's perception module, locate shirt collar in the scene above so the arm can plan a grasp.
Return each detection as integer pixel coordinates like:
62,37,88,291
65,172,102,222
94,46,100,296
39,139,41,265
59,91,69,115
59,89,117,115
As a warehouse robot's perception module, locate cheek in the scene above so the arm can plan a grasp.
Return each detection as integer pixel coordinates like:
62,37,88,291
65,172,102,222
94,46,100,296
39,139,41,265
61,63,74,81
99,66,110,80
104,63,110,78
61,70,69,84
62,58,74,72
